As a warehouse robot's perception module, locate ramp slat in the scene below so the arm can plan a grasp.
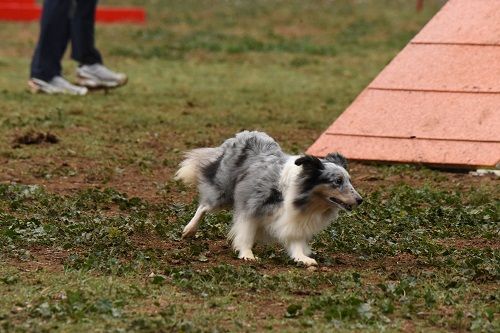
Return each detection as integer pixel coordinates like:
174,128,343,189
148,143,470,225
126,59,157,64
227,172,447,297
307,135,500,168
327,90,500,142
413,0,500,45
370,44,500,93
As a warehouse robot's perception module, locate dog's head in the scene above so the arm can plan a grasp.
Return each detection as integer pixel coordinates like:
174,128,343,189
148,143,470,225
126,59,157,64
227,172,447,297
294,153,362,211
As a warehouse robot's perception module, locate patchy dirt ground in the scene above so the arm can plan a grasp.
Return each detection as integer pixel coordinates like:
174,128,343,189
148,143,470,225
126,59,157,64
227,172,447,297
0,1,498,332
1,156,497,203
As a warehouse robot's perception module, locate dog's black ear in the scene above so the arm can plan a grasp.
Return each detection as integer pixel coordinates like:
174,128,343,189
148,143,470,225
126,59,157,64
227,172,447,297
295,155,324,170
324,152,348,170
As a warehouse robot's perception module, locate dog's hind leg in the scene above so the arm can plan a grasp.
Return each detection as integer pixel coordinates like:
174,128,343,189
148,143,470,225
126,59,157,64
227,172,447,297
182,204,210,238
228,214,258,260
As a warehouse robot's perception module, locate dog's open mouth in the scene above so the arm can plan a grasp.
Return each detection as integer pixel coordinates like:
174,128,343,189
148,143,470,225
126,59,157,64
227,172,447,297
328,197,353,211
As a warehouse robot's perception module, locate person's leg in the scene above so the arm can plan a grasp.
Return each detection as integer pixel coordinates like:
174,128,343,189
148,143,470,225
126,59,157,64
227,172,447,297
72,0,127,88
71,0,102,65
30,0,71,81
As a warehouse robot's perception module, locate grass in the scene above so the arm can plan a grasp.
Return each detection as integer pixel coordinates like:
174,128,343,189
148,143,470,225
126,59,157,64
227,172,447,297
0,184,498,332
0,0,498,332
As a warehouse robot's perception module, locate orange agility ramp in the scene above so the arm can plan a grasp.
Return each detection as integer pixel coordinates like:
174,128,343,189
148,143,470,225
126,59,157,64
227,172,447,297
0,0,145,23
308,0,500,168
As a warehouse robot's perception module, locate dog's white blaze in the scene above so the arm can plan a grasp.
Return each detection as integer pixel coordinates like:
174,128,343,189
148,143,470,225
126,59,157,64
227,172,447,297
262,157,338,245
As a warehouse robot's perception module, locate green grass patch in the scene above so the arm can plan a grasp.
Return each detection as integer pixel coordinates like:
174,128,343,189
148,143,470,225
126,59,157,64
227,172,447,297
0,183,498,331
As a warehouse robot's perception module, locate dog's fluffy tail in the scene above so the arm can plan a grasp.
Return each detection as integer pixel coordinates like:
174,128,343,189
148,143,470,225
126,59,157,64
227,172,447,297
175,148,220,185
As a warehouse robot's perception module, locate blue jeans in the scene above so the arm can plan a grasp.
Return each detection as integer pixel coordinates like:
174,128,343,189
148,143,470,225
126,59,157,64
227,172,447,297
30,0,103,81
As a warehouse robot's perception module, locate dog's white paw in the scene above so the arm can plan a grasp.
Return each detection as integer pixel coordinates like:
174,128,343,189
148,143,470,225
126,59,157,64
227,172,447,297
181,225,197,238
294,256,318,267
238,250,257,261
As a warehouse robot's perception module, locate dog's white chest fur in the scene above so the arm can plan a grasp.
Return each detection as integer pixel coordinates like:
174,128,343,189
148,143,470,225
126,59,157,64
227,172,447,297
260,157,338,243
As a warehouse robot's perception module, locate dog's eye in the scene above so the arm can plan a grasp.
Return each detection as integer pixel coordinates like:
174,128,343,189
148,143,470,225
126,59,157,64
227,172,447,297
335,177,343,186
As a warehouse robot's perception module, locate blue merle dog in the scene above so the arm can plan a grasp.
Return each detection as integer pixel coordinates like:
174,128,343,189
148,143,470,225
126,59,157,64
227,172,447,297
176,131,362,266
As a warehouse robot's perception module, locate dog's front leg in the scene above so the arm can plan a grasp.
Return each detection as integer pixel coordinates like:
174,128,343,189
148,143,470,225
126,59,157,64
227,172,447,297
287,240,317,266
229,215,257,261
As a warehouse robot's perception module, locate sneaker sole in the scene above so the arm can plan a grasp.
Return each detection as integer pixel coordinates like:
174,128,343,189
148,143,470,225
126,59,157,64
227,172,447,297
28,79,87,96
76,75,128,89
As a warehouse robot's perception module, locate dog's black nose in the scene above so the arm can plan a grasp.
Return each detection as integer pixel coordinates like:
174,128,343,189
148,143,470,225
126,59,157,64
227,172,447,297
356,197,363,205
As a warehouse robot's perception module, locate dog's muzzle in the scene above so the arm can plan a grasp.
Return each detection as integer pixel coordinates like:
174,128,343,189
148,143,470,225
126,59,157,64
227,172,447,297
328,196,363,211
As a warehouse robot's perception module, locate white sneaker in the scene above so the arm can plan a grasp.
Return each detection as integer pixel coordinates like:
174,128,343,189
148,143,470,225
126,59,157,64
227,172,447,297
76,64,127,88
28,76,88,95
